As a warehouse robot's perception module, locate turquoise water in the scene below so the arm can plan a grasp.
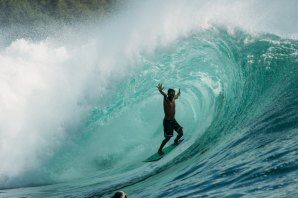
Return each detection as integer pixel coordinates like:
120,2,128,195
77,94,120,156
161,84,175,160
0,1,298,197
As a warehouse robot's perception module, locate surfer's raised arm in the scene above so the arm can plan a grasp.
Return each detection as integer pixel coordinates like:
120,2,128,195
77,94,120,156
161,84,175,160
157,83,167,97
157,83,171,104
174,89,180,99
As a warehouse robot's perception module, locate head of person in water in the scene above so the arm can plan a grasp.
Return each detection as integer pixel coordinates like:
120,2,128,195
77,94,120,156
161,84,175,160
168,88,175,100
112,191,127,198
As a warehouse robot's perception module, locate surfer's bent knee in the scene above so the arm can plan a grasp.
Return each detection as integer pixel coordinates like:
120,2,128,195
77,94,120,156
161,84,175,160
165,136,171,140
178,127,183,135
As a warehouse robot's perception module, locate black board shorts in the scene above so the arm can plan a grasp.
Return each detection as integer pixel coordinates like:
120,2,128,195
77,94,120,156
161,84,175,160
163,119,183,137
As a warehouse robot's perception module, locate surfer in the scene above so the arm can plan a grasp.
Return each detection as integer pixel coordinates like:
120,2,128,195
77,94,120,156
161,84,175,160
112,191,127,198
157,83,183,155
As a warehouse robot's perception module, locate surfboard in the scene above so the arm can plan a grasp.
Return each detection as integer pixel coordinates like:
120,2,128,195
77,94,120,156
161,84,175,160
144,139,184,162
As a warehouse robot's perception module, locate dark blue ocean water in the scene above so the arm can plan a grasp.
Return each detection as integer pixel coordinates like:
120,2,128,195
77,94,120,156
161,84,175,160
0,1,298,197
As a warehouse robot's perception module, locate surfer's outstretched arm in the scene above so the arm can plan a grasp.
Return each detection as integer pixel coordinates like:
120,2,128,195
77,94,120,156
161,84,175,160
157,83,170,103
157,83,166,97
174,89,180,99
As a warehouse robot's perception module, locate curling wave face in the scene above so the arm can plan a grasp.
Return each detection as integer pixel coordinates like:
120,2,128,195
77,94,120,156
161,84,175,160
0,1,298,197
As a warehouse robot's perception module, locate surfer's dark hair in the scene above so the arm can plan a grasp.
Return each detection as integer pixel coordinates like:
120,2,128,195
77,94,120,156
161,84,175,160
168,88,175,93
112,191,127,198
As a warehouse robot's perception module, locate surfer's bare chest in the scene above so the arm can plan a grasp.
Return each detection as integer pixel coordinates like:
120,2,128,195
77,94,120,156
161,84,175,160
163,100,176,118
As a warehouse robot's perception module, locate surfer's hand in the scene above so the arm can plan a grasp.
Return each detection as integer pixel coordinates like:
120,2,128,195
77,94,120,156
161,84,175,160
157,83,164,91
174,88,180,99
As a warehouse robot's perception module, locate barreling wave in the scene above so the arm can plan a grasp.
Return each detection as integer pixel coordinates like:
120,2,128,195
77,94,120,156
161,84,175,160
0,1,298,197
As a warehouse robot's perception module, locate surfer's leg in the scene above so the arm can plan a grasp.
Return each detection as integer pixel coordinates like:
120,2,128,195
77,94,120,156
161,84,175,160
173,120,183,144
160,119,173,154
158,136,171,155
174,128,183,145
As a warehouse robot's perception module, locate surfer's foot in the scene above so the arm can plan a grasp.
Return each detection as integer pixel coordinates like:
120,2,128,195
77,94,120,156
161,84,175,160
174,139,182,145
158,150,164,155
